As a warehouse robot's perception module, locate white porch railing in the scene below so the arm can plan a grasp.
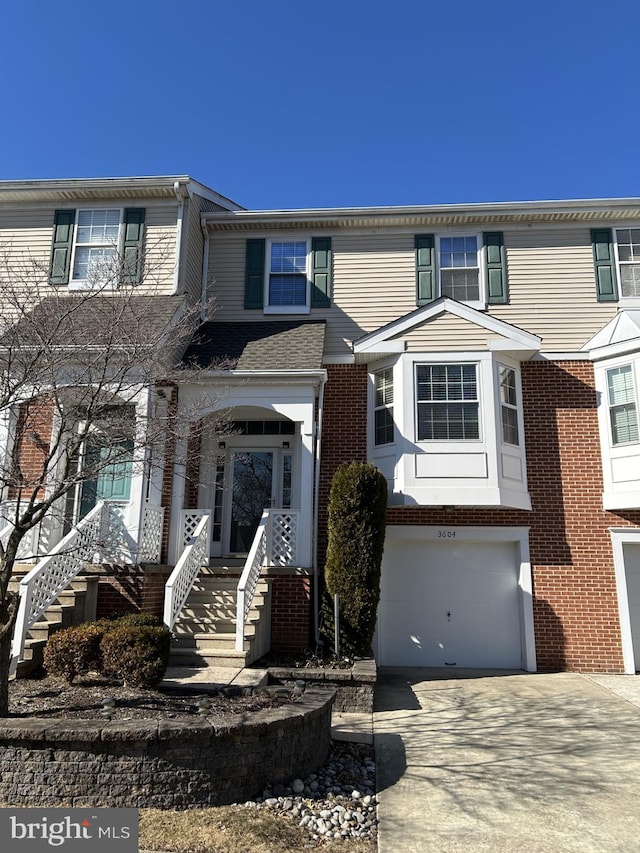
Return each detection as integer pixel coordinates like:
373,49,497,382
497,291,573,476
0,502,40,561
139,503,164,563
236,511,268,651
9,501,110,675
163,514,209,631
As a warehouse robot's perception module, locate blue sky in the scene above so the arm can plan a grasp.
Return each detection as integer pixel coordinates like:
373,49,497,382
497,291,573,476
2,1,639,209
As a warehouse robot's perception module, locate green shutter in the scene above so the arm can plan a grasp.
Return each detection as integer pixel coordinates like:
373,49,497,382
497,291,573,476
244,239,265,309
592,228,619,302
311,237,331,307
50,209,75,285
121,208,146,284
484,231,508,304
415,234,435,305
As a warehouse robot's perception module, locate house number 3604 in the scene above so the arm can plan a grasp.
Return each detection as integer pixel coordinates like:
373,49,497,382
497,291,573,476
438,530,456,539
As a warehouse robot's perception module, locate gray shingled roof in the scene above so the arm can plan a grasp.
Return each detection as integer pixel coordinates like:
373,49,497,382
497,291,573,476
2,295,185,349
183,321,327,370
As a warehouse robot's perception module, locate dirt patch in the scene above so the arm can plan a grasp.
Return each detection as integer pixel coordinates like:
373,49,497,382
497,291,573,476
8,674,280,722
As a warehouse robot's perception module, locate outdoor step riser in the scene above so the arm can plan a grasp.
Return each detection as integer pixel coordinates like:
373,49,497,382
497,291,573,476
169,649,250,668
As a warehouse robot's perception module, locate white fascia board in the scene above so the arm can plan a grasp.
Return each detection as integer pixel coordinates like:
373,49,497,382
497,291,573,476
353,298,541,355
586,339,640,362
184,368,328,386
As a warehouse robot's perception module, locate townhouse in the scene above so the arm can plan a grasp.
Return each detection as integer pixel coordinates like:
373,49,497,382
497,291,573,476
3,178,640,673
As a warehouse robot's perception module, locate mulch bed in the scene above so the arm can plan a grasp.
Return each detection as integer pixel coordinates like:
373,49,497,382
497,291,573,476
8,674,280,722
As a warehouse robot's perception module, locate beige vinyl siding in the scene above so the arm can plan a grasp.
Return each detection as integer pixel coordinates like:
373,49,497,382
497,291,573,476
0,202,178,296
491,227,618,350
133,203,177,295
398,314,500,351
208,224,623,360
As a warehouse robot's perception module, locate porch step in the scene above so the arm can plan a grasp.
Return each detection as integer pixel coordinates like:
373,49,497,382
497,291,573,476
10,573,99,678
169,574,272,669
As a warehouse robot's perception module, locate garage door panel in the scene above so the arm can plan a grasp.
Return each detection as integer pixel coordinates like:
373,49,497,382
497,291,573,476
378,536,522,669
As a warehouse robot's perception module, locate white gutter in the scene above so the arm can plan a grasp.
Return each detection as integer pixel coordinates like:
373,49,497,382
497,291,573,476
313,371,327,645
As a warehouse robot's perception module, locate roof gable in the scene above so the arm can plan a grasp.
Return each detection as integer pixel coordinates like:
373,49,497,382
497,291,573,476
353,298,541,362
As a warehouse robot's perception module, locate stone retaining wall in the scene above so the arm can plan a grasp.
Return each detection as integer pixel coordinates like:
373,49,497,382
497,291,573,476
268,659,377,712
0,689,334,808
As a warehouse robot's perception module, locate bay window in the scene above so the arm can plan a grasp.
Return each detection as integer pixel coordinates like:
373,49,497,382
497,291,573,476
416,363,479,441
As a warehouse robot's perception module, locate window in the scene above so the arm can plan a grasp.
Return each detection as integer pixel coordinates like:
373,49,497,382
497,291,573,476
268,240,309,307
415,231,506,307
500,366,519,446
374,368,394,445
439,236,480,301
72,209,121,282
616,229,640,298
416,364,479,441
50,207,145,287
607,364,639,445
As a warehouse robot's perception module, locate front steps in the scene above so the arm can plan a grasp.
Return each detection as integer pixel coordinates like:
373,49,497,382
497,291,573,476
9,566,99,678
169,567,272,668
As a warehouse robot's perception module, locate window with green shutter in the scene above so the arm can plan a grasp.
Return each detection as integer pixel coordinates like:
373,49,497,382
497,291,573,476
245,237,332,312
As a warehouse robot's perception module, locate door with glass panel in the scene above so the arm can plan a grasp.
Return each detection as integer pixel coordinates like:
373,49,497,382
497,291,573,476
228,450,275,554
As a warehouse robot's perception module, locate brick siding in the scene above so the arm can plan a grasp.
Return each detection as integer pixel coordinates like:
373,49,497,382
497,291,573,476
317,359,640,673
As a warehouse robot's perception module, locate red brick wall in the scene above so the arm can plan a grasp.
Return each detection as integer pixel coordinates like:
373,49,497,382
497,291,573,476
270,575,313,652
9,398,54,499
96,567,171,621
317,359,640,673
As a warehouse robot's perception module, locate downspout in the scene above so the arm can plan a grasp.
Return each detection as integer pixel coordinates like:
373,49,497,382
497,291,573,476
313,372,327,645
171,181,186,295
200,219,210,322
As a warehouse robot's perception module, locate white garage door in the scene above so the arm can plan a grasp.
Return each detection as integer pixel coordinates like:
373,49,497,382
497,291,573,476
623,544,640,671
377,537,523,668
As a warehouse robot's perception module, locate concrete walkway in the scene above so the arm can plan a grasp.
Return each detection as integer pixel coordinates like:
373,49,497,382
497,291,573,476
374,668,640,853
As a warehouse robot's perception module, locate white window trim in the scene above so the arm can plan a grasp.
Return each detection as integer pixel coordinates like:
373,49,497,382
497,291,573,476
436,230,486,309
373,365,396,447
414,360,483,444
614,227,640,307
606,362,640,447
69,207,124,291
263,237,311,315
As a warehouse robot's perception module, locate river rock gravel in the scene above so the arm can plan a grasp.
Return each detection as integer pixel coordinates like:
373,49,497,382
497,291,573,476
239,741,377,844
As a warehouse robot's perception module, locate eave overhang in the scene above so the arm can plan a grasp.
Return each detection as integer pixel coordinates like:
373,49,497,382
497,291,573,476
583,310,640,361
203,197,640,232
0,176,243,209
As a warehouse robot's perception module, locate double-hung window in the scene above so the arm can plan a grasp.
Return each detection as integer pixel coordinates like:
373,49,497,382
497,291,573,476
72,209,121,283
607,364,639,445
267,240,309,308
416,364,479,441
374,368,395,445
439,236,480,302
51,207,145,288
616,229,640,299
500,366,520,446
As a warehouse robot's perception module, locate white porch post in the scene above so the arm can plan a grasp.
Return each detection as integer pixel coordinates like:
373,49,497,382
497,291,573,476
124,385,151,558
297,410,315,567
168,429,189,566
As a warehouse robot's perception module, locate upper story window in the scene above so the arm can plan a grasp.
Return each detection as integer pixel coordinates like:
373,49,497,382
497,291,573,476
244,237,332,312
50,207,145,288
607,364,639,445
439,236,480,302
415,231,507,308
415,363,480,441
72,209,121,282
500,366,520,446
374,368,395,445
616,229,640,299
268,240,309,307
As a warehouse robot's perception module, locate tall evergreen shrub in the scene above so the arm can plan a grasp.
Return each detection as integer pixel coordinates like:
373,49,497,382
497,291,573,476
322,462,387,657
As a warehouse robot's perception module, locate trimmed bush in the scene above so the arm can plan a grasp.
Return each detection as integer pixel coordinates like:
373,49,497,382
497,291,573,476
44,621,109,683
106,612,161,628
322,461,387,657
100,624,171,687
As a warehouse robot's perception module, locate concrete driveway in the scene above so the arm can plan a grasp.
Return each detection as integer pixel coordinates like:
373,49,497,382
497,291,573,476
374,669,640,852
